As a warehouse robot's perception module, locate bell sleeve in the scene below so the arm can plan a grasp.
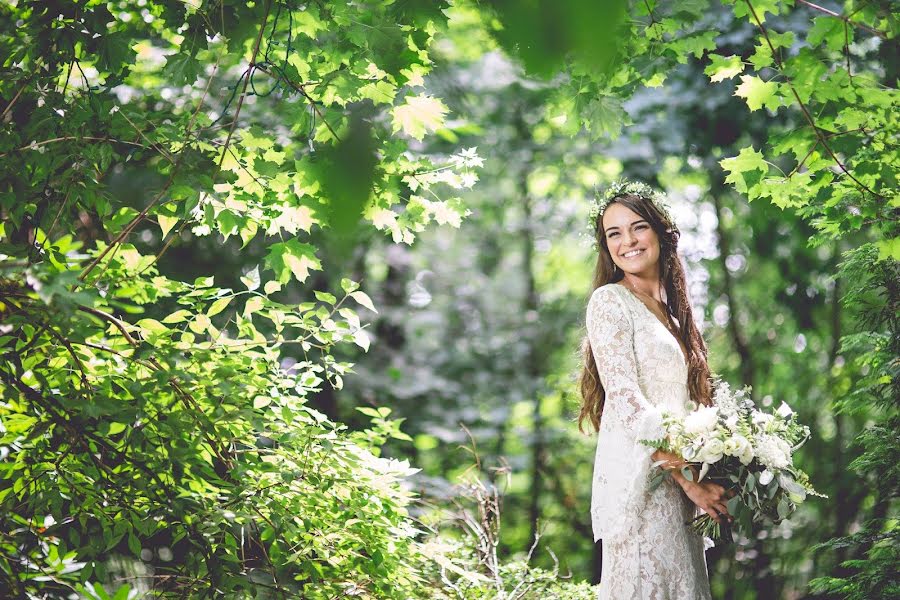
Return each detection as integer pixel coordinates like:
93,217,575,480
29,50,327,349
586,286,666,542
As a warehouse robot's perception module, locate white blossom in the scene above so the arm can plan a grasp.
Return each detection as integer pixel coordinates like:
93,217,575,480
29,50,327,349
682,444,699,462
698,438,725,464
776,401,794,418
754,434,792,469
752,411,774,427
724,414,739,431
723,434,754,465
684,405,719,435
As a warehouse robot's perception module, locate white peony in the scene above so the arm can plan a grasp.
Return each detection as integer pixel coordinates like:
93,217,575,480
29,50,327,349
698,438,726,464
723,434,755,465
754,434,792,470
684,405,720,435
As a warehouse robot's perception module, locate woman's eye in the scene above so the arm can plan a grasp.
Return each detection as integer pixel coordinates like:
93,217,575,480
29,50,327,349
607,232,619,238
636,224,648,230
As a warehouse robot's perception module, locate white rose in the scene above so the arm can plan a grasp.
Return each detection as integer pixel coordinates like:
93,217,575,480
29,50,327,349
684,405,720,435
698,438,725,464
737,439,755,465
723,434,754,465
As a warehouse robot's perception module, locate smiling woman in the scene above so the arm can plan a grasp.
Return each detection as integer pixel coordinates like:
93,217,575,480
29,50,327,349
579,181,723,599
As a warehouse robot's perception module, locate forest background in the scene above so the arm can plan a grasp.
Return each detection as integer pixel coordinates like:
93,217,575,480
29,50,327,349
0,0,896,599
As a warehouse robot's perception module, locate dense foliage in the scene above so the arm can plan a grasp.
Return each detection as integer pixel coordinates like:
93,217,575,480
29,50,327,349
0,0,896,598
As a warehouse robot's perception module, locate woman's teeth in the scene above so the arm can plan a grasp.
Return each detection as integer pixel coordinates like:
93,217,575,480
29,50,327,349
622,249,644,258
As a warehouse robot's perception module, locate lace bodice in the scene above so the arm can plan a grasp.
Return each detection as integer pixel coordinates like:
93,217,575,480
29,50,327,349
586,283,711,599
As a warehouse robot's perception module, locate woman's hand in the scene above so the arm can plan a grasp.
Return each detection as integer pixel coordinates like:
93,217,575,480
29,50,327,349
678,479,731,524
652,449,731,523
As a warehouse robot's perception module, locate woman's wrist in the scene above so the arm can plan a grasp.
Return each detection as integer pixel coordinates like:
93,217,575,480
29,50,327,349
670,464,698,490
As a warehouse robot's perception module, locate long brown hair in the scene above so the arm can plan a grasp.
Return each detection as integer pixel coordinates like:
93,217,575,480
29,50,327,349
578,193,713,433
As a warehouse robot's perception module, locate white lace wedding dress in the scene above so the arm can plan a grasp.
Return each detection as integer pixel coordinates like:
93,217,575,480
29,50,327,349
586,283,712,600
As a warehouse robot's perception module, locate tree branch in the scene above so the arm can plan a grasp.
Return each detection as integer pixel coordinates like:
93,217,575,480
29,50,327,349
745,0,879,197
795,0,888,39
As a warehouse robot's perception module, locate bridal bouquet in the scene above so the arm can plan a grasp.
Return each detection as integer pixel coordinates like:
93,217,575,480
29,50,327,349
641,381,826,544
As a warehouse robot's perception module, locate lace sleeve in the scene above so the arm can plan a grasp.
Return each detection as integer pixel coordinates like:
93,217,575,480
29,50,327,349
587,286,665,541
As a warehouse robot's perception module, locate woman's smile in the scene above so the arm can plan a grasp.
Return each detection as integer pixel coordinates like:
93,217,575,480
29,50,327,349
602,203,662,278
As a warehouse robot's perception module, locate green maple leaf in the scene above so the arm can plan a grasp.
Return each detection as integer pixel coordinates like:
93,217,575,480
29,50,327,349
294,7,324,39
720,146,769,196
760,173,813,209
391,94,448,141
668,31,718,64
358,80,397,105
705,54,744,82
673,0,712,19
729,0,783,24
164,52,202,86
807,17,845,52
265,240,322,284
97,32,136,76
876,237,900,262
749,40,773,69
783,49,827,103
734,75,781,111
580,95,629,141
767,30,795,49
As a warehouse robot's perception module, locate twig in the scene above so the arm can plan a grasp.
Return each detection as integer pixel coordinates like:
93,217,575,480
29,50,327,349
255,64,341,142
216,0,273,173
0,136,148,159
114,108,176,164
77,166,178,282
45,189,72,240
138,59,223,272
75,304,230,465
787,141,819,177
1,83,28,121
844,21,852,83
643,0,658,27
795,0,887,39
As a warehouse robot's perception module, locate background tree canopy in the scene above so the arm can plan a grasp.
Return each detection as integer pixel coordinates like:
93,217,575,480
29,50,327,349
0,0,896,598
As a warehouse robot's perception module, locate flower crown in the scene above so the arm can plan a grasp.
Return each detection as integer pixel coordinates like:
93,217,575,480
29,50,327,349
587,180,675,247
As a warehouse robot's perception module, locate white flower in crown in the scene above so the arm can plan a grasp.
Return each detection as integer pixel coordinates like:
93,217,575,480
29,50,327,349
587,180,675,250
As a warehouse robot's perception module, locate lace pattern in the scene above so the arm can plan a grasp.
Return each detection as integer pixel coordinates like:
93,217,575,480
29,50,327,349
586,284,711,600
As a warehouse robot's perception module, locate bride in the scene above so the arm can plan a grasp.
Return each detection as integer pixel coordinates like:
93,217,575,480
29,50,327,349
578,181,730,599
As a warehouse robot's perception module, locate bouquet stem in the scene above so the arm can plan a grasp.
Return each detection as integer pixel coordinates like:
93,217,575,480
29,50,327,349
687,514,734,545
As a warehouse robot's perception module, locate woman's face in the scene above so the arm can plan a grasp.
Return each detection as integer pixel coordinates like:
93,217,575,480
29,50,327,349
601,202,661,278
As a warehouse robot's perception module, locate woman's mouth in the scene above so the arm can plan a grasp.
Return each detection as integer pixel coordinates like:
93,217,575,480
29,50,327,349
622,249,645,258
